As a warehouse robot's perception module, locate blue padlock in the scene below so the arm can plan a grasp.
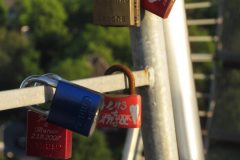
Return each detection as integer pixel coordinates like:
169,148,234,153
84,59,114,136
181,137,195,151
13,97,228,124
24,75,103,136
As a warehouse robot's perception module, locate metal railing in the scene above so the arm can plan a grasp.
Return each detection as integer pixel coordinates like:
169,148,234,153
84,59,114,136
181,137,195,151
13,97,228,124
0,70,151,111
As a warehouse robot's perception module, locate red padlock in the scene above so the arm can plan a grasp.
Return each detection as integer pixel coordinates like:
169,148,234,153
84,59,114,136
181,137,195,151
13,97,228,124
141,0,175,18
26,111,72,159
97,65,141,128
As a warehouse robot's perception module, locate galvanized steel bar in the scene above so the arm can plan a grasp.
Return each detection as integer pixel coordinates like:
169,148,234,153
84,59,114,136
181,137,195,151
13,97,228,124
122,128,140,160
196,92,211,99
193,73,214,80
187,18,223,26
199,111,213,118
189,36,219,42
130,10,179,160
163,0,205,159
185,2,212,10
0,70,151,111
133,133,144,160
191,54,213,62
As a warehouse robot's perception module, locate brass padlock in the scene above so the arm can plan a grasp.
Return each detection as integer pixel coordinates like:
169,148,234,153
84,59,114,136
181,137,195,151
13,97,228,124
93,0,140,27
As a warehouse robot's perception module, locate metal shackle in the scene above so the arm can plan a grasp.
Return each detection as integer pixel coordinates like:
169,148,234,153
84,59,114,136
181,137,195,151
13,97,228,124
104,64,136,95
20,73,62,88
23,76,59,88
20,74,62,117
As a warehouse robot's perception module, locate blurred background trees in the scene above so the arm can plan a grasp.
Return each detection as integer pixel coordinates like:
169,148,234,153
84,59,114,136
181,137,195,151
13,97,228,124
209,0,240,159
0,0,132,89
186,0,240,159
0,0,132,159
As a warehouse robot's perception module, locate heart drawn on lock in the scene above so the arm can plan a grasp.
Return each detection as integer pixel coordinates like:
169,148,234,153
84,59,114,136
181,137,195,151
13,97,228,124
130,104,139,124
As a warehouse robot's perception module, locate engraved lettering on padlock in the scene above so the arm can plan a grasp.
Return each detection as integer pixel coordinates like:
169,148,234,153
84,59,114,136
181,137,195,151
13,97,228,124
97,65,142,128
98,16,126,24
112,16,126,23
105,100,127,110
30,128,62,141
104,101,114,110
119,115,129,125
21,74,72,159
93,0,140,26
34,143,63,150
37,115,47,122
75,96,90,128
114,0,129,4
26,111,72,159
74,96,95,130
101,114,114,124
98,97,141,128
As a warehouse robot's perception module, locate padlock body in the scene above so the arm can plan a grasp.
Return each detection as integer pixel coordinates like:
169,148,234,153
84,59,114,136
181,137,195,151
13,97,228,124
142,0,175,18
26,111,72,159
47,80,103,136
93,0,140,26
97,95,141,128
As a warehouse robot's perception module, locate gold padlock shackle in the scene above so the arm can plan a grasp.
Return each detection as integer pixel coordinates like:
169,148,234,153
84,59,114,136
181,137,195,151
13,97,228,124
105,64,136,95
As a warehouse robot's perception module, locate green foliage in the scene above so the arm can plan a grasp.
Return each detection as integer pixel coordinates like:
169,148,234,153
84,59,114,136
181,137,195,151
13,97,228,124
61,0,93,28
12,0,132,71
67,24,131,65
0,0,132,94
15,0,70,70
0,0,132,159
18,0,67,34
50,56,94,80
189,26,216,53
0,28,41,89
72,130,112,160
0,0,7,26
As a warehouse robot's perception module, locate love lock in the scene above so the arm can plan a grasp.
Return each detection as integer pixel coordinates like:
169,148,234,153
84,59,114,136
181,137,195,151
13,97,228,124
21,74,72,159
142,0,175,18
21,74,103,136
97,64,142,128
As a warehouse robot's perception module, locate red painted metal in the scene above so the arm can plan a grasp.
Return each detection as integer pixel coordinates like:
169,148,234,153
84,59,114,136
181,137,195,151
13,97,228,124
142,0,175,18
97,95,141,128
26,111,72,159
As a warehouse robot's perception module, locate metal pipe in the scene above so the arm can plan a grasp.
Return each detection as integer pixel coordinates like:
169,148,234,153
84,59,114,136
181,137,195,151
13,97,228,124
122,128,140,160
133,132,144,160
0,70,150,111
163,0,204,159
130,11,179,160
